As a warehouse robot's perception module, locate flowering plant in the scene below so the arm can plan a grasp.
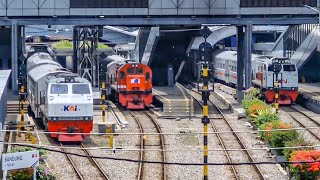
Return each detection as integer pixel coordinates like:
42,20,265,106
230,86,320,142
259,120,297,153
290,150,320,179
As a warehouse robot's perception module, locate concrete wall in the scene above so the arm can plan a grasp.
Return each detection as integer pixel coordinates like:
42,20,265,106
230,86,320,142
0,70,11,124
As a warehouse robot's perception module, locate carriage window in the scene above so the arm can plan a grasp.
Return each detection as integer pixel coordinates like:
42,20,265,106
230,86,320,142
283,65,296,72
137,67,143,74
120,71,125,79
127,68,134,74
146,72,151,80
50,84,68,94
72,84,90,94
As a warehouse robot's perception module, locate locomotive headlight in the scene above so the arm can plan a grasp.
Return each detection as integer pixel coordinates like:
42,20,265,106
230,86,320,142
84,117,89,120
53,117,57,120
49,96,54,100
87,96,91,100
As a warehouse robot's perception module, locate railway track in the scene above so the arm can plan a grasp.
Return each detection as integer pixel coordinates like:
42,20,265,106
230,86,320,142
129,110,167,180
60,143,110,180
180,83,265,180
282,106,320,141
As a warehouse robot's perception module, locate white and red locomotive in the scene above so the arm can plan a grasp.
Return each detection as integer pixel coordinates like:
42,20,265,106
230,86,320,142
213,50,299,105
107,61,153,109
27,52,93,142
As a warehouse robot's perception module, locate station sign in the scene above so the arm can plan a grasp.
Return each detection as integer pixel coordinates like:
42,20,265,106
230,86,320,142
2,150,39,171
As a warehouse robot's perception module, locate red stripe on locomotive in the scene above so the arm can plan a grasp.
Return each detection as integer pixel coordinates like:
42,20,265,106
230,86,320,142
48,120,93,141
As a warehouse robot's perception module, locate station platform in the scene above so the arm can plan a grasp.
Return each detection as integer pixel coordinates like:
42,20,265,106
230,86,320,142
297,83,320,113
152,84,194,116
93,100,128,130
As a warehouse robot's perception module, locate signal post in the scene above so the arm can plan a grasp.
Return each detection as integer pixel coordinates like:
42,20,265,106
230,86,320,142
198,26,213,180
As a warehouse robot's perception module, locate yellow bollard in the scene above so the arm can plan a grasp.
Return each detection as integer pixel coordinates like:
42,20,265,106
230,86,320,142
17,125,21,137
31,134,36,144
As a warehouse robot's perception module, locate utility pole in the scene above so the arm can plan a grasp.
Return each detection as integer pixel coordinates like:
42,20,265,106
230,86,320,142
198,26,213,180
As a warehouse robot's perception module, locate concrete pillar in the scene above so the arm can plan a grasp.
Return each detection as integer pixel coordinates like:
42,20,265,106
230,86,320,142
11,21,18,93
72,27,78,73
237,26,245,102
21,26,26,56
244,24,252,89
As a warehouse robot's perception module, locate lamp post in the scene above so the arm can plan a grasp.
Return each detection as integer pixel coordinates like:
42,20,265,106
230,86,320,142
302,4,320,26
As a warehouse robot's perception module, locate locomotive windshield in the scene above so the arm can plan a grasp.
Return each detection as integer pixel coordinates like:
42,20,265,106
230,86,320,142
50,84,68,94
72,84,91,94
283,65,296,72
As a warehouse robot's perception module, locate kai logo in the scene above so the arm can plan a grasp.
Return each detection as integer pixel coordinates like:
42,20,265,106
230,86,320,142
63,105,77,111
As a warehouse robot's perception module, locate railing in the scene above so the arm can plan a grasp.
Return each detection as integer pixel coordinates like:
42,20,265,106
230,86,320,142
283,24,317,58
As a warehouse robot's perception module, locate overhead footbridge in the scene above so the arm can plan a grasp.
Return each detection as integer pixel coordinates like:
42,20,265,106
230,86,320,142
0,0,318,25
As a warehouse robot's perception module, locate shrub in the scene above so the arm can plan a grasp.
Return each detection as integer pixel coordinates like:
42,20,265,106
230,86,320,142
284,138,314,160
244,87,261,100
52,40,110,50
254,112,279,127
247,104,268,115
8,168,33,180
290,150,320,180
260,120,298,153
52,40,72,49
242,99,265,111
37,167,57,180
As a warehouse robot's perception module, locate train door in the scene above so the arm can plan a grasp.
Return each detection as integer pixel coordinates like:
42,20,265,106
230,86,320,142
224,60,230,83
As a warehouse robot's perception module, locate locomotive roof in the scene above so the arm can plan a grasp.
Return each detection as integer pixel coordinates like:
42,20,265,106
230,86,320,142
213,50,293,65
28,63,69,82
213,50,259,61
27,52,59,71
105,55,127,62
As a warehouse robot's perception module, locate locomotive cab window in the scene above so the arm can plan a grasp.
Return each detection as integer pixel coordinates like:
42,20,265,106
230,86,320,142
120,71,125,79
72,84,90,94
127,68,134,74
283,65,296,72
50,84,68,94
136,67,143,74
146,72,151,80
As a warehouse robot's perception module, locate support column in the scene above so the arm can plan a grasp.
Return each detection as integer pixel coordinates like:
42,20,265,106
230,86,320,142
11,21,18,93
244,24,252,89
237,26,245,102
75,27,98,86
73,27,78,73
21,26,26,56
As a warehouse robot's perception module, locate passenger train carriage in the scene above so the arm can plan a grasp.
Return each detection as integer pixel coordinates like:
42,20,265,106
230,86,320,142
27,52,93,142
213,50,299,105
107,60,153,109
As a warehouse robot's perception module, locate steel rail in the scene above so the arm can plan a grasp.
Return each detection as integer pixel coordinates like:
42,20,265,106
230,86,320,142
283,106,320,141
81,144,111,180
128,111,145,180
184,84,265,180
143,111,167,180
59,143,84,180
189,90,240,180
